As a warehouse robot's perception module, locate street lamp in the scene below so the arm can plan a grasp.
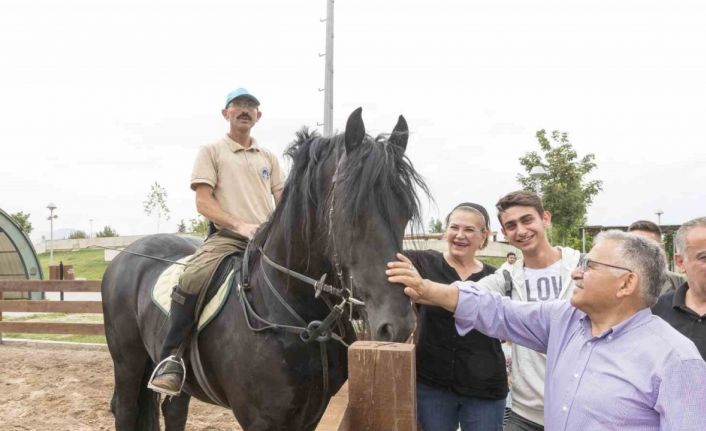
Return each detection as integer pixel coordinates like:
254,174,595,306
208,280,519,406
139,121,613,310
47,203,58,267
655,209,664,227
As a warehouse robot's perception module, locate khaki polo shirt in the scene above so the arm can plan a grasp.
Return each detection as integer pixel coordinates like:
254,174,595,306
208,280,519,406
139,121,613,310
191,135,285,228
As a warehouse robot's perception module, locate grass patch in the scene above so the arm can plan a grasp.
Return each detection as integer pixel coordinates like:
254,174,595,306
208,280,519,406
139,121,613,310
2,333,106,344
5,312,103,323
1,312,106,344
38,248,107,280
479,256,507,269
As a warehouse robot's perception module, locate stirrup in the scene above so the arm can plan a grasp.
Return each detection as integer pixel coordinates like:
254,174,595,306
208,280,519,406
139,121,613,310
147,355,186,396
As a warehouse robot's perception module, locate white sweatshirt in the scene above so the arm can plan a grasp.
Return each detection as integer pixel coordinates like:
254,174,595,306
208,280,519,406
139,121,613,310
475,246,582,425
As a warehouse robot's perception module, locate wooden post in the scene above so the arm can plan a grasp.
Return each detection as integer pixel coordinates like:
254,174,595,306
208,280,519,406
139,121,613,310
59,261,64,301
347,341,416,431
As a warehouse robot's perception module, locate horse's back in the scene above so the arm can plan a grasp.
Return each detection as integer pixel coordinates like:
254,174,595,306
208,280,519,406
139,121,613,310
102,233,200,298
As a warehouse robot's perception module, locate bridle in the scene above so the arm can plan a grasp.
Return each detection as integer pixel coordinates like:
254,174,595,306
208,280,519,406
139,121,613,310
236,143,366,346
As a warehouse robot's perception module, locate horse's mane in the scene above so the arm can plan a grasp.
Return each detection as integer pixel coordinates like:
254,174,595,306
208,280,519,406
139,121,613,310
252,127,429,268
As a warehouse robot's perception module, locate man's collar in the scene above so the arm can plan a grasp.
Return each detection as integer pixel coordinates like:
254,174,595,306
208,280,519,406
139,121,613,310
580,307,652,340
225,134,259,152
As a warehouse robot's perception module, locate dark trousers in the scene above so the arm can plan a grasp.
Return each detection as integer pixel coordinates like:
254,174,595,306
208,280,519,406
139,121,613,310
417,382,505,431
504,410,544,431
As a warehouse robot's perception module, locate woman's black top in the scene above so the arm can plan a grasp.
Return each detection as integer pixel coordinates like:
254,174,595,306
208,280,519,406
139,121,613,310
407,249,508,400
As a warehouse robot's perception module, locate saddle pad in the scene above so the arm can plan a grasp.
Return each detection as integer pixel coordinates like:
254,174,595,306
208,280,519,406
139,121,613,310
151,255,234,332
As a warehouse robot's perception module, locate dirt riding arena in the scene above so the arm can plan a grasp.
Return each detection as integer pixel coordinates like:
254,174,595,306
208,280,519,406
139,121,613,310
0,343,242,430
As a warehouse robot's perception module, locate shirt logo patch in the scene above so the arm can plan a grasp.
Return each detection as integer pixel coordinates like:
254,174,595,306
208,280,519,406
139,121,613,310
260,167,271,181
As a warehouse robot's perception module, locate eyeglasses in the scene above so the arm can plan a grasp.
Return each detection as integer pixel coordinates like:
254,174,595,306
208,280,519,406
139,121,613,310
228,99,259,110
577,257,633,274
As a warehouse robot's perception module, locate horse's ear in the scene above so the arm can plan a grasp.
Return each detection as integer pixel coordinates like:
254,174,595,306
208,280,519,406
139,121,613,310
390,115,408,152
344,107,365,154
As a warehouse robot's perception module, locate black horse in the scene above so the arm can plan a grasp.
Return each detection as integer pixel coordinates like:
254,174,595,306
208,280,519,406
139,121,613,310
102,108,429,430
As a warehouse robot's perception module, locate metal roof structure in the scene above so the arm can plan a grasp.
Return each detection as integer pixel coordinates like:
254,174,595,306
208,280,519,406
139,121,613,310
0,208,43,281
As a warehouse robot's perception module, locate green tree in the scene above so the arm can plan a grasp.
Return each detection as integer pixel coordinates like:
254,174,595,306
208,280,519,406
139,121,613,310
143,181,170,232
68,230,87,239
188,216,209,238
10,211,33,235
517,129,602,248
96,226,119,238
177,219,187,233
428,218,443,233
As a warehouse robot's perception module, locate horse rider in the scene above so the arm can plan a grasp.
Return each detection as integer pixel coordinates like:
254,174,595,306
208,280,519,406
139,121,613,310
148,87,285,395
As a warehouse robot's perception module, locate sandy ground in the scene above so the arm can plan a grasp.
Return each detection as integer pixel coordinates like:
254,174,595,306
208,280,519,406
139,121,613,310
0,343,242,430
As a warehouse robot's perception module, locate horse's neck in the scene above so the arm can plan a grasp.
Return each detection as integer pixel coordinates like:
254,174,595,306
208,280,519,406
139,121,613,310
252,233,330,321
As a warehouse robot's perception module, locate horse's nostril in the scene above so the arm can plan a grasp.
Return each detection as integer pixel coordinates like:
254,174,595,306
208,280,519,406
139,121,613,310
376,323,394,341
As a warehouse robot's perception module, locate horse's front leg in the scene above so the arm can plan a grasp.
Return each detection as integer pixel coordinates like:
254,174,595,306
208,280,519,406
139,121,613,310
161,393,191,431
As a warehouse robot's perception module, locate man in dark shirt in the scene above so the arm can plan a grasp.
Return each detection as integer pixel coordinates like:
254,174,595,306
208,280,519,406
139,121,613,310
652,216,706,359
406,202,508,431
628,220,685,294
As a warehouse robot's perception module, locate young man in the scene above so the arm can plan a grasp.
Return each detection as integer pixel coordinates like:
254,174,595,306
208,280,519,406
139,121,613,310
652,217,706,360
388,231,706,430
149,88,285,395
628,220,685,294
476,190,582,430
499,252,517,272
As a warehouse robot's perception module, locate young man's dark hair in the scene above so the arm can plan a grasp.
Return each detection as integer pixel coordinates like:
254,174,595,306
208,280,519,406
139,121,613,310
628,220,662,236
495,190,545,224
506,252,516,258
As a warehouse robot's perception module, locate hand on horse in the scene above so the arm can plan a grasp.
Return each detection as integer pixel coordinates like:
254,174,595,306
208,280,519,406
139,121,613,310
386,253,433,305
387,253,460,312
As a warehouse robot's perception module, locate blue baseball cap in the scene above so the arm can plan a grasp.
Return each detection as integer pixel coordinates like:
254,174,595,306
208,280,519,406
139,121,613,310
224,87,260,108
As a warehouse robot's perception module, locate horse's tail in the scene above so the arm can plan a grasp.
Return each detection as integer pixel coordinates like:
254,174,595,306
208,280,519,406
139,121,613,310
135,359,160,430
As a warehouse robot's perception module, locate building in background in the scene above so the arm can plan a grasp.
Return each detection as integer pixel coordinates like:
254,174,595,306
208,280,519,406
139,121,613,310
0,208,43,299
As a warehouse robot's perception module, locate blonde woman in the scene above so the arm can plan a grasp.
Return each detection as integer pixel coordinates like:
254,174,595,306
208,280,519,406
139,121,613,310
406,203,507,431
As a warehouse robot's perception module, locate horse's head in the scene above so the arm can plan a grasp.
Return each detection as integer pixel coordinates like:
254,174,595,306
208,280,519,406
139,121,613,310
262,108,428,343
326,108,428,342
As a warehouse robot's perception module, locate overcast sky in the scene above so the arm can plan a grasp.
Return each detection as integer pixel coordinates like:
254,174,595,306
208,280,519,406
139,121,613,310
2,0,705,243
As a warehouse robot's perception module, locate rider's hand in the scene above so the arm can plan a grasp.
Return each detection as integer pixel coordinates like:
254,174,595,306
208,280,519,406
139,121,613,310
234,222,259,240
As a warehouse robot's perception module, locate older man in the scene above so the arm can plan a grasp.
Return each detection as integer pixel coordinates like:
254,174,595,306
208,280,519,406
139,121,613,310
653,217,706,359
388,230,706,430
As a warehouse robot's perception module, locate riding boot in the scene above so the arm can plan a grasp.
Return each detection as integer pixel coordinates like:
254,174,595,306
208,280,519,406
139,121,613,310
148,286,199,395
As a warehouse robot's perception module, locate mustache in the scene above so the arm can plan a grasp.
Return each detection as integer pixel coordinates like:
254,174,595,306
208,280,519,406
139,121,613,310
237,113,252,120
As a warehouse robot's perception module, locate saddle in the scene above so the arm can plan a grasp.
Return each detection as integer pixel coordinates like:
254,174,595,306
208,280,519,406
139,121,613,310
151,252,244,406
151,252,242,332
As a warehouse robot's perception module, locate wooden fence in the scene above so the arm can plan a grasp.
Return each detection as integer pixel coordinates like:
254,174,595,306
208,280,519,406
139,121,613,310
0,280,104,341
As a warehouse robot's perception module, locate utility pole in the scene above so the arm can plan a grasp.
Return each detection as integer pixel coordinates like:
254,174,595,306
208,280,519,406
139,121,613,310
322,0,334,136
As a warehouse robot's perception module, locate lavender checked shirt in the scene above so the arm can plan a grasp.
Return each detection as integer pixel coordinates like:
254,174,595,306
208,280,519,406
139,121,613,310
453,282,706,431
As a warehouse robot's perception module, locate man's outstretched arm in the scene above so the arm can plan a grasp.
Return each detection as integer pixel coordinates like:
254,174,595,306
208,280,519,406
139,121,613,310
387,253,562,353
